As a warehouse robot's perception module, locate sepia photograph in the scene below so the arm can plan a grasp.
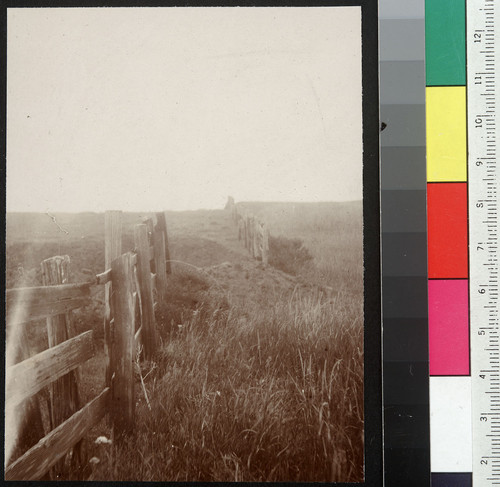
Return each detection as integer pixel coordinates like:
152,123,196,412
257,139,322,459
5,4,377,482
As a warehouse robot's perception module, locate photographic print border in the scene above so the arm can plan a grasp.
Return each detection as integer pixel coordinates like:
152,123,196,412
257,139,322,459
1,0,382,484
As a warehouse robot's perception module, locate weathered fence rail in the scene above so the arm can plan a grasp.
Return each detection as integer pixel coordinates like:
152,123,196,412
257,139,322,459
6,283,92,327
5,210,172,480
226,196,269,266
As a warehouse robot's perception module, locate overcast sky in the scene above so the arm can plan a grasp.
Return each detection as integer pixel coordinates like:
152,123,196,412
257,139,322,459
7,7,362,212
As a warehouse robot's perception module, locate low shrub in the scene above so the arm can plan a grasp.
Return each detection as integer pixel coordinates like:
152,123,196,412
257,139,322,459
268,235,313,275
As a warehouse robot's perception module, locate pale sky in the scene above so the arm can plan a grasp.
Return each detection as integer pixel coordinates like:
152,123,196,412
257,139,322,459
7,7,362,212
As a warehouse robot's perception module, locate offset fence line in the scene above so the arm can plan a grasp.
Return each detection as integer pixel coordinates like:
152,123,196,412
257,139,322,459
225,196,269,266
5,210,172,480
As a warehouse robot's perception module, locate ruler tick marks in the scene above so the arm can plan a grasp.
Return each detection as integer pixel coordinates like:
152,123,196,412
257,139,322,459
469,1,500,485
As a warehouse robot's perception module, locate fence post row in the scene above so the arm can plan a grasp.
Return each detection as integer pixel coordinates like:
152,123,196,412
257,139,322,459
41,255,83,476
104,210,171,439
228,198,269,267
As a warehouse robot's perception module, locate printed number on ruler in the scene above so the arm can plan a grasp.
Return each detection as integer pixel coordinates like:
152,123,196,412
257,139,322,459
468,0,500,485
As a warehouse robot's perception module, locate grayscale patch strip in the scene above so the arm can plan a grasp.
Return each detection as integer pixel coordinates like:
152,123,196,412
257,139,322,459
379,2,430,486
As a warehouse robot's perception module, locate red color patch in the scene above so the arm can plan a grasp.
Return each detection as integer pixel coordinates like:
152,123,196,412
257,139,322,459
427,183,468,279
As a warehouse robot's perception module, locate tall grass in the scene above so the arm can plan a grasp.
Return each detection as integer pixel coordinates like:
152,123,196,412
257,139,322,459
90,267,363,482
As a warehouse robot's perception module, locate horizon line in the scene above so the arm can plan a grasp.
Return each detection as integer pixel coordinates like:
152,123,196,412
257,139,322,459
6,199,363,214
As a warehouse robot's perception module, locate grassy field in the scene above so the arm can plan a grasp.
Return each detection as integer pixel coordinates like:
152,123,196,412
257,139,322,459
6,201,364,482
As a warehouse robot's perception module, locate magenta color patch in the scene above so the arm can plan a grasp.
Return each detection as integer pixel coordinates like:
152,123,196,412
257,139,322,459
429,279,469,376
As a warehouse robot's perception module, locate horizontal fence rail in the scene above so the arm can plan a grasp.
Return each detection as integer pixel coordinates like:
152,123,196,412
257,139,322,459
6,330,94,410
5,388,111,481
6,283,92,326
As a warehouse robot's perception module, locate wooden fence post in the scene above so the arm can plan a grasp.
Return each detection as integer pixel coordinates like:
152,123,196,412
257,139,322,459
153,228,168,304
104,211,122,388
249,216,255,258
225,195,234,210
110,252,135,439
134,224,157,359
225,196,237,222
41,255,82,477
156,212,171,274
262,222,269,267
238,217,243,241
143,218,155,274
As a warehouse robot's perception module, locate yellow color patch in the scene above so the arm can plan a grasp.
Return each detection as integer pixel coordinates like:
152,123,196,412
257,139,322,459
426,86,467,182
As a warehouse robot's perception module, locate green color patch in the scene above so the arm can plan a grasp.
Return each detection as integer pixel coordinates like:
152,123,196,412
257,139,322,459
425,0,465,86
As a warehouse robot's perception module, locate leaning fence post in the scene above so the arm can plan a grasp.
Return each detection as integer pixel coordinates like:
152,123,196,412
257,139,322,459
134,224,157,359
153,227,168,303
104,211,122,388
41,255,82,475
110,252,135,439
155,212,172,274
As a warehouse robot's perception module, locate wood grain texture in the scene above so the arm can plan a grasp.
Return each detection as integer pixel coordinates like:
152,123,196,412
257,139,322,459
110,252,135,437
134,224,157,359
156,211,172,274
6,296,91,327
41,256,83,477
104,210,122,387
6,282,91,328
6,331,94,410
95,269,112,285
6,282,91,305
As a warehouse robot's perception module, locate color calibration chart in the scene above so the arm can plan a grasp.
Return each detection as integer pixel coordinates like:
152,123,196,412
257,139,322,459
426,0,472,484
427,0,498,485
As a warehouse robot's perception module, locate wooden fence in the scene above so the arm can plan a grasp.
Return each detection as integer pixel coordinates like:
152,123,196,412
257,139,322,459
5,211,171,480
226,196,269,266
